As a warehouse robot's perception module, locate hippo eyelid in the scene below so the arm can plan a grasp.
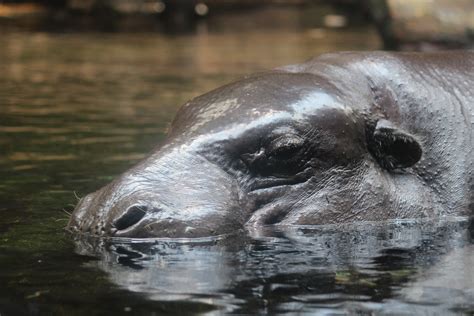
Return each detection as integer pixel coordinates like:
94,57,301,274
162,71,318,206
266,135,305,160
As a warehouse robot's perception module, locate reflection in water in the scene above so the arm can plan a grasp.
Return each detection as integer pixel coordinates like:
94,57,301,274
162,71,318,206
400,244,474,312
74,218,474,314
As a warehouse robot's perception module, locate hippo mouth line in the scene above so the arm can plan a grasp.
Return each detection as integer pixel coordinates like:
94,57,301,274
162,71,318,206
247,168,313,192
248,178,308,193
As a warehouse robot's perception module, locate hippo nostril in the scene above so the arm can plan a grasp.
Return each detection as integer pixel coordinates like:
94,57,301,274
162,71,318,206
114,205,147,231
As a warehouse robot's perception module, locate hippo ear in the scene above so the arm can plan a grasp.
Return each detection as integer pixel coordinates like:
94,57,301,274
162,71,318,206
367,119,422,170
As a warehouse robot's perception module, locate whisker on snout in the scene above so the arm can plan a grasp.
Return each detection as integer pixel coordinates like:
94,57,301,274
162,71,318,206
73,191,82,201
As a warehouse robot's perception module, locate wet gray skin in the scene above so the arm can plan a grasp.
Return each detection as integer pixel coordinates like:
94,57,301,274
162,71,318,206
67,51,474,238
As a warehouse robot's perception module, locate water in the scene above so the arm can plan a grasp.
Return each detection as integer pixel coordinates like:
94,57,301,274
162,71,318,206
1,27,473,315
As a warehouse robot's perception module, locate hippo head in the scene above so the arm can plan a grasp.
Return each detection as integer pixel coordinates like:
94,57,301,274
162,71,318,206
68,70,436,238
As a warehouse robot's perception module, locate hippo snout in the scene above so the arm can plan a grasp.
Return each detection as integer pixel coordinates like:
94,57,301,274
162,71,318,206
68,199,153,236
67,149,247,238
67,193,101,234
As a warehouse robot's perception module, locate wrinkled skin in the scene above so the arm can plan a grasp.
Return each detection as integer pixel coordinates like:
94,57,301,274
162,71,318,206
68,51,474,238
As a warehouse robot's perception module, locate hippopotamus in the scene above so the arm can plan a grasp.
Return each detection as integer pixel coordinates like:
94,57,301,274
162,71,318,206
67,51,473,238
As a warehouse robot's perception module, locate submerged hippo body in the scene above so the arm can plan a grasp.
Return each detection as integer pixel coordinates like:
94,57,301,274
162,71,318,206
68,51,474,238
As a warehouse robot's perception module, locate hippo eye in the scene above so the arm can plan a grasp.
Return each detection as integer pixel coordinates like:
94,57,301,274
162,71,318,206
266,135,305,160
241,134,307,177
